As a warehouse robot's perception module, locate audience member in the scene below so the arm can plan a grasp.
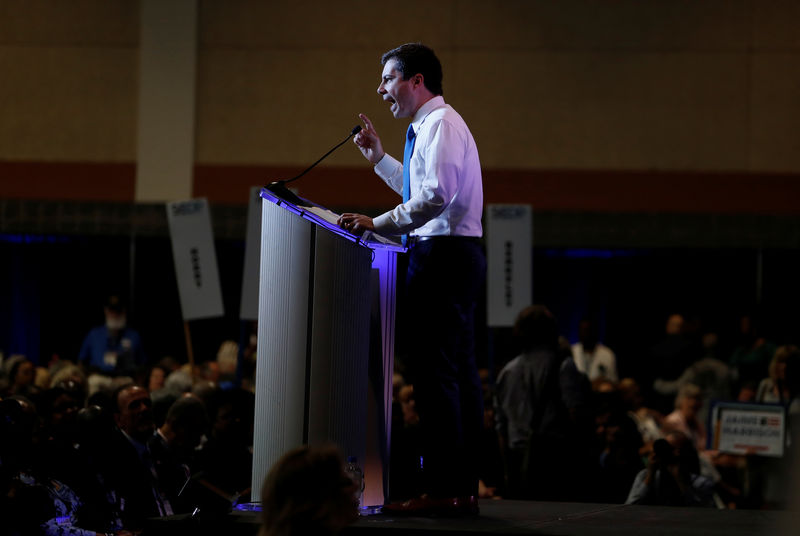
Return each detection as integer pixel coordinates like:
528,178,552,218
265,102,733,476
147,363,168,393
654,331,732,428
648,314,699,414
786,348,800,416
259,444,358,536
37,383,84,483
1,355,39,399
388,382,423,501
147,394,209,514
78,295,147,394
729,314,777,398
240,326,259,393
626,432,716,507
164,366,194,394
152,394,207,461
662,383,730,497
755,345,799,405
198,361,221,384
592,390,645,503
72,404,129,532
191,379,220,409
106,384,172,529
196,388,255,500
572,319,619,383
34,365,51,391
558,336,593,423
216,339,239,386
476,368,504,499
618,377,664,451
149,365,194,428
48,362,88,395
663,384,706,453
494,305,577,501
746,346,800,509
0,396,130,536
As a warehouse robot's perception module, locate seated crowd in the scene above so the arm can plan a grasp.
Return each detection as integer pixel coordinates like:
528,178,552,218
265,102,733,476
392,308,800,509
0,349,256,536
1,306,798,534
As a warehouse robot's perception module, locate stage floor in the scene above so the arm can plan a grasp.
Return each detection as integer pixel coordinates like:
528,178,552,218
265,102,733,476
346,499,797,536
146,499,797,536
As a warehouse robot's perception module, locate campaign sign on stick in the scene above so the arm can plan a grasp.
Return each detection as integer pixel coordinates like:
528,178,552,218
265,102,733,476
711,401,785,457
239,186,263,321
486,204,532,327
166,199,224,321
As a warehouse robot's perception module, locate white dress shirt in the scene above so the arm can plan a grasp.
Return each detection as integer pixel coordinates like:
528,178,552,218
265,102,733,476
372,95,483,238
571,342,619,383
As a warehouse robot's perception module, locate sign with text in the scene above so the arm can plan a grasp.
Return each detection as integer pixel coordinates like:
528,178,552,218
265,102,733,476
166,199,224,321
711,401,786,457
486,204,532,327
239,187,263,321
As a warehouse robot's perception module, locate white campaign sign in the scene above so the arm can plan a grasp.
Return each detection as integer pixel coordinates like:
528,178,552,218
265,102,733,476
166,199,224,321
712,402,786,457
239,187,263,321
486,204,532,327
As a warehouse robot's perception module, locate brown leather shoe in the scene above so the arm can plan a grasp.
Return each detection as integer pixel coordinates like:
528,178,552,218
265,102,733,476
383,494,479,517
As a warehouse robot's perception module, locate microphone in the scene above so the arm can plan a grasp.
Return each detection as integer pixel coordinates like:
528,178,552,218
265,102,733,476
266,125,362,204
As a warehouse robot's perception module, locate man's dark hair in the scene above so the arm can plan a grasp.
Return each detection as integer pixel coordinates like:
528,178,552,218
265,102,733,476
165,394,208,434
513,305,559,353
381,43,443,96
111,381,137,413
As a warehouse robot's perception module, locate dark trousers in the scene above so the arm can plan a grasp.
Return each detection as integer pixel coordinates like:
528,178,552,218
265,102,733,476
402,237,486,498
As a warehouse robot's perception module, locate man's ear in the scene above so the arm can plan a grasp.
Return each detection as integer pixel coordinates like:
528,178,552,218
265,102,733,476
413,73,424,89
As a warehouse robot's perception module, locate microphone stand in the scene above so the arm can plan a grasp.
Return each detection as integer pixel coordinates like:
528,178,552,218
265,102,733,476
265,126,362,206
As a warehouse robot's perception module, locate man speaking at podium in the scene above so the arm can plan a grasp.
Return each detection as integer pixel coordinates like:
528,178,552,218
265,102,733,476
338,43,485,516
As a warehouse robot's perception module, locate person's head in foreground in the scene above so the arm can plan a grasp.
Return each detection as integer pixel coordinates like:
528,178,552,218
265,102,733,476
260,444,359,536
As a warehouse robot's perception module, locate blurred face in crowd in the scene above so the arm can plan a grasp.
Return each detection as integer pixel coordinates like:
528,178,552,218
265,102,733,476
105,307,127,331
51,392,80,429
399,385,419,427
167,395,207,455
115,385,154,443
14,361,35,387
618,378,644,411
148,367,166,392
775,360,787,381
666,314,684,335
678,393,702,418
578,321,598,352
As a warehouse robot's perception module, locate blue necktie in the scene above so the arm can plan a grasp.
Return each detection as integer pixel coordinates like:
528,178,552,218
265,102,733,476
402,124,416,246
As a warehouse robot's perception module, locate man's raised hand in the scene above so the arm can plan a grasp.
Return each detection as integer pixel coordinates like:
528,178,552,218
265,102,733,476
353,113,385,165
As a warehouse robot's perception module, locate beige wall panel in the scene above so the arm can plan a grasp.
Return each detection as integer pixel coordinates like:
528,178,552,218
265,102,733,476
452,0,750,51
0,46,137,161
1,0,798,176
451,51,749,170
199,0,457,48
0,0,137,45
753,0,800,50
196,47,416,166
750,53,800,172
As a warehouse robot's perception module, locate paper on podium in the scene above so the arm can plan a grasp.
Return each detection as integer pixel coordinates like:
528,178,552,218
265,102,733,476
302,205,340,225
301,205,402,247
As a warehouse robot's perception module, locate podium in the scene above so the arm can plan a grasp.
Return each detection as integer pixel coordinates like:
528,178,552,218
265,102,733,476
250,186,403,508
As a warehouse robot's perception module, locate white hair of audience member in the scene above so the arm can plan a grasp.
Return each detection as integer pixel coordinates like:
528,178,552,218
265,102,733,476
216,340,239,376
165,368,193,393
